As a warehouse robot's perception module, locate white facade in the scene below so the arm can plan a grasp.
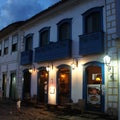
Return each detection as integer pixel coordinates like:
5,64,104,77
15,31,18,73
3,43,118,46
0,0,119,117
20,0,105,101
0,27,22,99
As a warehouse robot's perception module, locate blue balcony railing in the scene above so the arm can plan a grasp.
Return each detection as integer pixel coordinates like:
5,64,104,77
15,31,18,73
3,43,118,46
79,31,104,55
34,40,72,62
20,50,33,65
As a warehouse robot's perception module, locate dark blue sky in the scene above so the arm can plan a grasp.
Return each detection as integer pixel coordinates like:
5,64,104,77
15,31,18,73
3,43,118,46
0,0,60,30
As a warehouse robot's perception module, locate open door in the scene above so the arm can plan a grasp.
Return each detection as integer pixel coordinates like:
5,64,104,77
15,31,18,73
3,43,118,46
37,69,48,104
23,70,31,100
83,62,104,112
57,65,71,105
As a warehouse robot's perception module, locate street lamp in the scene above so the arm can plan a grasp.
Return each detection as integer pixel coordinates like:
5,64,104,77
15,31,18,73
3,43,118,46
46,62,53,72
71,58,78,70
29,64,38,73
103,55,113,73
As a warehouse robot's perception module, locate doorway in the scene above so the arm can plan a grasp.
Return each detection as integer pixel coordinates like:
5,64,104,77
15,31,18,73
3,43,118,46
9,72,17,100
57,65,71,105
83,62,104,112
2,73,7,98
37,68,48,104
23,70,31,100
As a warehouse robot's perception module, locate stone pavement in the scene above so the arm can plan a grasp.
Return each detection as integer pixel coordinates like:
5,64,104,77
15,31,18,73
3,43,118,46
0,100,117,120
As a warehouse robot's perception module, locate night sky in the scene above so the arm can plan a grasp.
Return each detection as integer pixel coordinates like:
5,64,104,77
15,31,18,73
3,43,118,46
0,0,60,30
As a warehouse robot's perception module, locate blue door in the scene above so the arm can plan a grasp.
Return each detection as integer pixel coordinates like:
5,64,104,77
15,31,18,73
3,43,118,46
83,61,105,112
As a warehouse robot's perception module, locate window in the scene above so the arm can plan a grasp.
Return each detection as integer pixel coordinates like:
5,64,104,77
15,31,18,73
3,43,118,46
4,39,9,55
83,7,103,34
39,27,50,47
12,34,18,52
25,34,33,51
57,18,72,41
0,42,2,56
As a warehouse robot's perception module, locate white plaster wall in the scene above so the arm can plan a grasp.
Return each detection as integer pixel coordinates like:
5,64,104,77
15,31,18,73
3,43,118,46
0,30,21,98
31,71,38,97
20,0,105,104
48,67,57,105
1,62,18,97
71,64,83,102
22,0,105,52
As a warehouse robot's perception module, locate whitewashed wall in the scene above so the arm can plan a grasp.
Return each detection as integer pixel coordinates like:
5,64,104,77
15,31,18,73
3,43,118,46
20,0,106,103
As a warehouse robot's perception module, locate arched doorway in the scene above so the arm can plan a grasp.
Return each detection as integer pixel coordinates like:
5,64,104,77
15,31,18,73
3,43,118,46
22,70,31,100
83,61,104,112
37,67,48,104
57,64,71,105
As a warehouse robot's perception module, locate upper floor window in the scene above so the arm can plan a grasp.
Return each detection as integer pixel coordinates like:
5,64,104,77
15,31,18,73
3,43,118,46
83,7,103,34
0,42,2,56
25,33,33,51
57,18,72,41
39,27,50,47
12,34,18,52
4,39,9,55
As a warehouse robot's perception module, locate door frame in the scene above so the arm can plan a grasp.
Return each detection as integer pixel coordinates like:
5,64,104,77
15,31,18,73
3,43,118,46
37,67,48,104
9,72,17,100
22,69,31,100
56,64,72,104
83,61,105,112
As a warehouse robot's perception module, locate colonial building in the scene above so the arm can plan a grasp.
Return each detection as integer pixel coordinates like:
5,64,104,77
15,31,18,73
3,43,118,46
0,0,120,117
0,21,24,100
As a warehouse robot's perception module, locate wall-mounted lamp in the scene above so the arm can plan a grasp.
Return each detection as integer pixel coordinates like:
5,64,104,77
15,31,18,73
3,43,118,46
103,55,111,66
49,79,55,94
103,55,112,71
29,64,38,73
71,58,78,70
103,55,114,80
50,87,55,94
46,62,53,71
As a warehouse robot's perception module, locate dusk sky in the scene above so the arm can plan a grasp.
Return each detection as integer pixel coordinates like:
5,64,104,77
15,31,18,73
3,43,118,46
0,0,60,30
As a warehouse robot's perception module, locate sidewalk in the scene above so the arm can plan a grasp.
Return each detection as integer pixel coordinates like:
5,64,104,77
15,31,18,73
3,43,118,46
0,100,117,120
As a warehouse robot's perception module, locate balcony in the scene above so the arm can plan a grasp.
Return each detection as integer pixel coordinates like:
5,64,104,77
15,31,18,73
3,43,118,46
79,31,104,55
34,39,72,62
20,50,33,65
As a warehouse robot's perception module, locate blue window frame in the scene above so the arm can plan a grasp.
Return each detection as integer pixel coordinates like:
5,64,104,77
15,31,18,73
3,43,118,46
83,61,105,112
24,33,33,51
12,34,18,52
4,38,9,55
57,18,72,41
79,7,104,55
82,7,103,34
39,27,50,47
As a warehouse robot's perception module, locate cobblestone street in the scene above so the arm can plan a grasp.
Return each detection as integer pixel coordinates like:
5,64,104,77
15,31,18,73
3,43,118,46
0,100,117,120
